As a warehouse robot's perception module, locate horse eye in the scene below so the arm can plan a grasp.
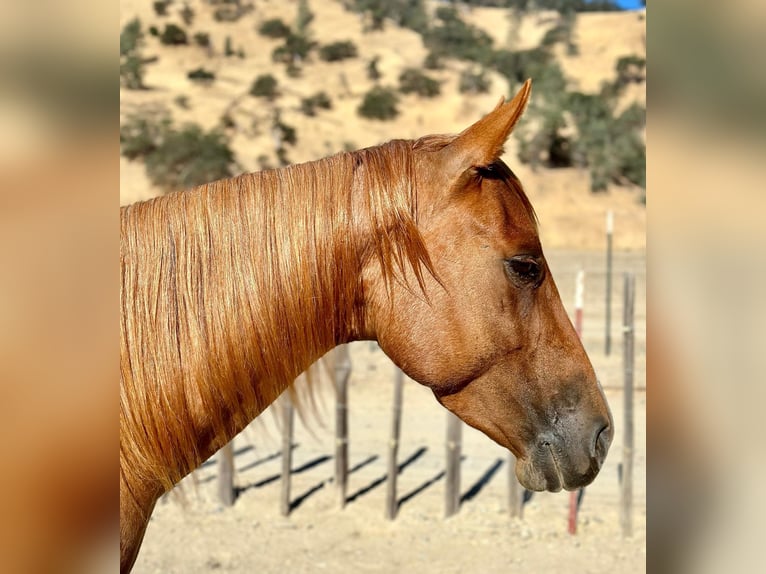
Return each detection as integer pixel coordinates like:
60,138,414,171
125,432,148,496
505,257,543,287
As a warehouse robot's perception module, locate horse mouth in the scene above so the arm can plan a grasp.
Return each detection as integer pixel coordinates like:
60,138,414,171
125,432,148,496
515,442,601,493
546,445,565,491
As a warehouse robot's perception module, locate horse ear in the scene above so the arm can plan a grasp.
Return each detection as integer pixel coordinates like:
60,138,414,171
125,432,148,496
441,79,531,173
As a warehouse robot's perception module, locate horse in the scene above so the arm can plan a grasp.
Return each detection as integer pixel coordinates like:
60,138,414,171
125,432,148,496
120,80,613,572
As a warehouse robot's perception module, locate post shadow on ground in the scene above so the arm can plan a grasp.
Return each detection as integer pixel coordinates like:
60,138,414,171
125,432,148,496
399,453,514,514
345,446,428,504
236,453,332,495
460,457,505,504
197,444,299,485
290,453,380,511
395,452,470,511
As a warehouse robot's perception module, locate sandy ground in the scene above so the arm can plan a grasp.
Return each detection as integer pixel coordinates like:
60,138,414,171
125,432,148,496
132,250,646,574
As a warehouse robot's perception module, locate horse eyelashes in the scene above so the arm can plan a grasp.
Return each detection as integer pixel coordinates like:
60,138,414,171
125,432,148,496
505,257,543,287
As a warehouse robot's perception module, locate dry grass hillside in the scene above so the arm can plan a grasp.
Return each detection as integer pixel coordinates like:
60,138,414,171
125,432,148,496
120,0,646,250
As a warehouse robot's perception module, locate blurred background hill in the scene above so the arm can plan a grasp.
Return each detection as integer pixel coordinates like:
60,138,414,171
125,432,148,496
120,0,645,250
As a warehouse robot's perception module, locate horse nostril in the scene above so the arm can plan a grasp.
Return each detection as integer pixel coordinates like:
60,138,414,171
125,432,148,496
594,423,612,461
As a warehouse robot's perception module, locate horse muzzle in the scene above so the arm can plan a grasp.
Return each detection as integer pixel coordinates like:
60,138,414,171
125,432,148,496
515,415,613,492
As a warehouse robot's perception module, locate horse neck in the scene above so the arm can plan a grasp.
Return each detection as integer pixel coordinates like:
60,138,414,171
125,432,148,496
121,155,369,491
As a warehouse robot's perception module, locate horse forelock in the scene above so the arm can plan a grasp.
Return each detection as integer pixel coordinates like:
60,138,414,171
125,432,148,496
119,139,435,495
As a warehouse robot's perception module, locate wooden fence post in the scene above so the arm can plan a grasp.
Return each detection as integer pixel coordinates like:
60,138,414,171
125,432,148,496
605,210,614,356
217,441,235,507
334,345,351,508
569,269,585,534
280,393,294,517
385,367,404,520
507,452,524,519
445,412,462,517
620,272,635,537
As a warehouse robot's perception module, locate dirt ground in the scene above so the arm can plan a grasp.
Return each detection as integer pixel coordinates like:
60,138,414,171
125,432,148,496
132,250,646,574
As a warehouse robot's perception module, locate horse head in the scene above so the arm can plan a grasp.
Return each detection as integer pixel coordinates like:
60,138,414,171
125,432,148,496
365,80,613,492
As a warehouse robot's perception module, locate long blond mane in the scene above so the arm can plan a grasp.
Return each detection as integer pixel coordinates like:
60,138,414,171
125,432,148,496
120,140,436,501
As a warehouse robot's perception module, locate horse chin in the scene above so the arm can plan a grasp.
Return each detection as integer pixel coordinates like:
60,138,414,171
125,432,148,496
515,445,600,493
515,454,563,493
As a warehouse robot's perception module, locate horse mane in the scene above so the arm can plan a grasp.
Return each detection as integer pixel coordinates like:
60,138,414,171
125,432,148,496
120,133,537,505
120,139,435,499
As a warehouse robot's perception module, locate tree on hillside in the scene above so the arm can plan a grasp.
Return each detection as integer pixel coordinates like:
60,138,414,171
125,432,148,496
319,41,358,62
540,8,579,55
459,67,491,94
358,87,399,120
398,68,441,97
271,110,297,166
121,110,236,191
296,0,314,36
259,18,291,39
351,0,428,33
159,23,188,46
272,33,316,66
250,74,279,100
267,1,316,72
513,61,571,168
515,64,646,193
120,18,157,90
461,1,621,11
367,56,381,81
424,5,494,64
120,18,142,57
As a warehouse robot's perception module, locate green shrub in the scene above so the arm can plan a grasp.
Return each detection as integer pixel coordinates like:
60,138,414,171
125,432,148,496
319,40,358,62
119,111,170,160
145,124,235,190
187,67,215,83
423,52,443,70
616,55,646,85
518,87,646,192
259,18,291,39
424,6,494,64
193,32,210,47
398,68,440,98
120,56,147,90
153,1,170,17
274,119,296,146
122,110,237,190
459,68,490,94
300,92,332,116
295,0,314,35
160,23,188,46
120,18,143,57
272,33,316,64
512,60,570,169
120,19,152,90
358,86,399,120
213,4,252,23
272,111,297,166
367,57,381,81
489,47,552,85
180,3,195,26
250,74,279,100
351,0,428,33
